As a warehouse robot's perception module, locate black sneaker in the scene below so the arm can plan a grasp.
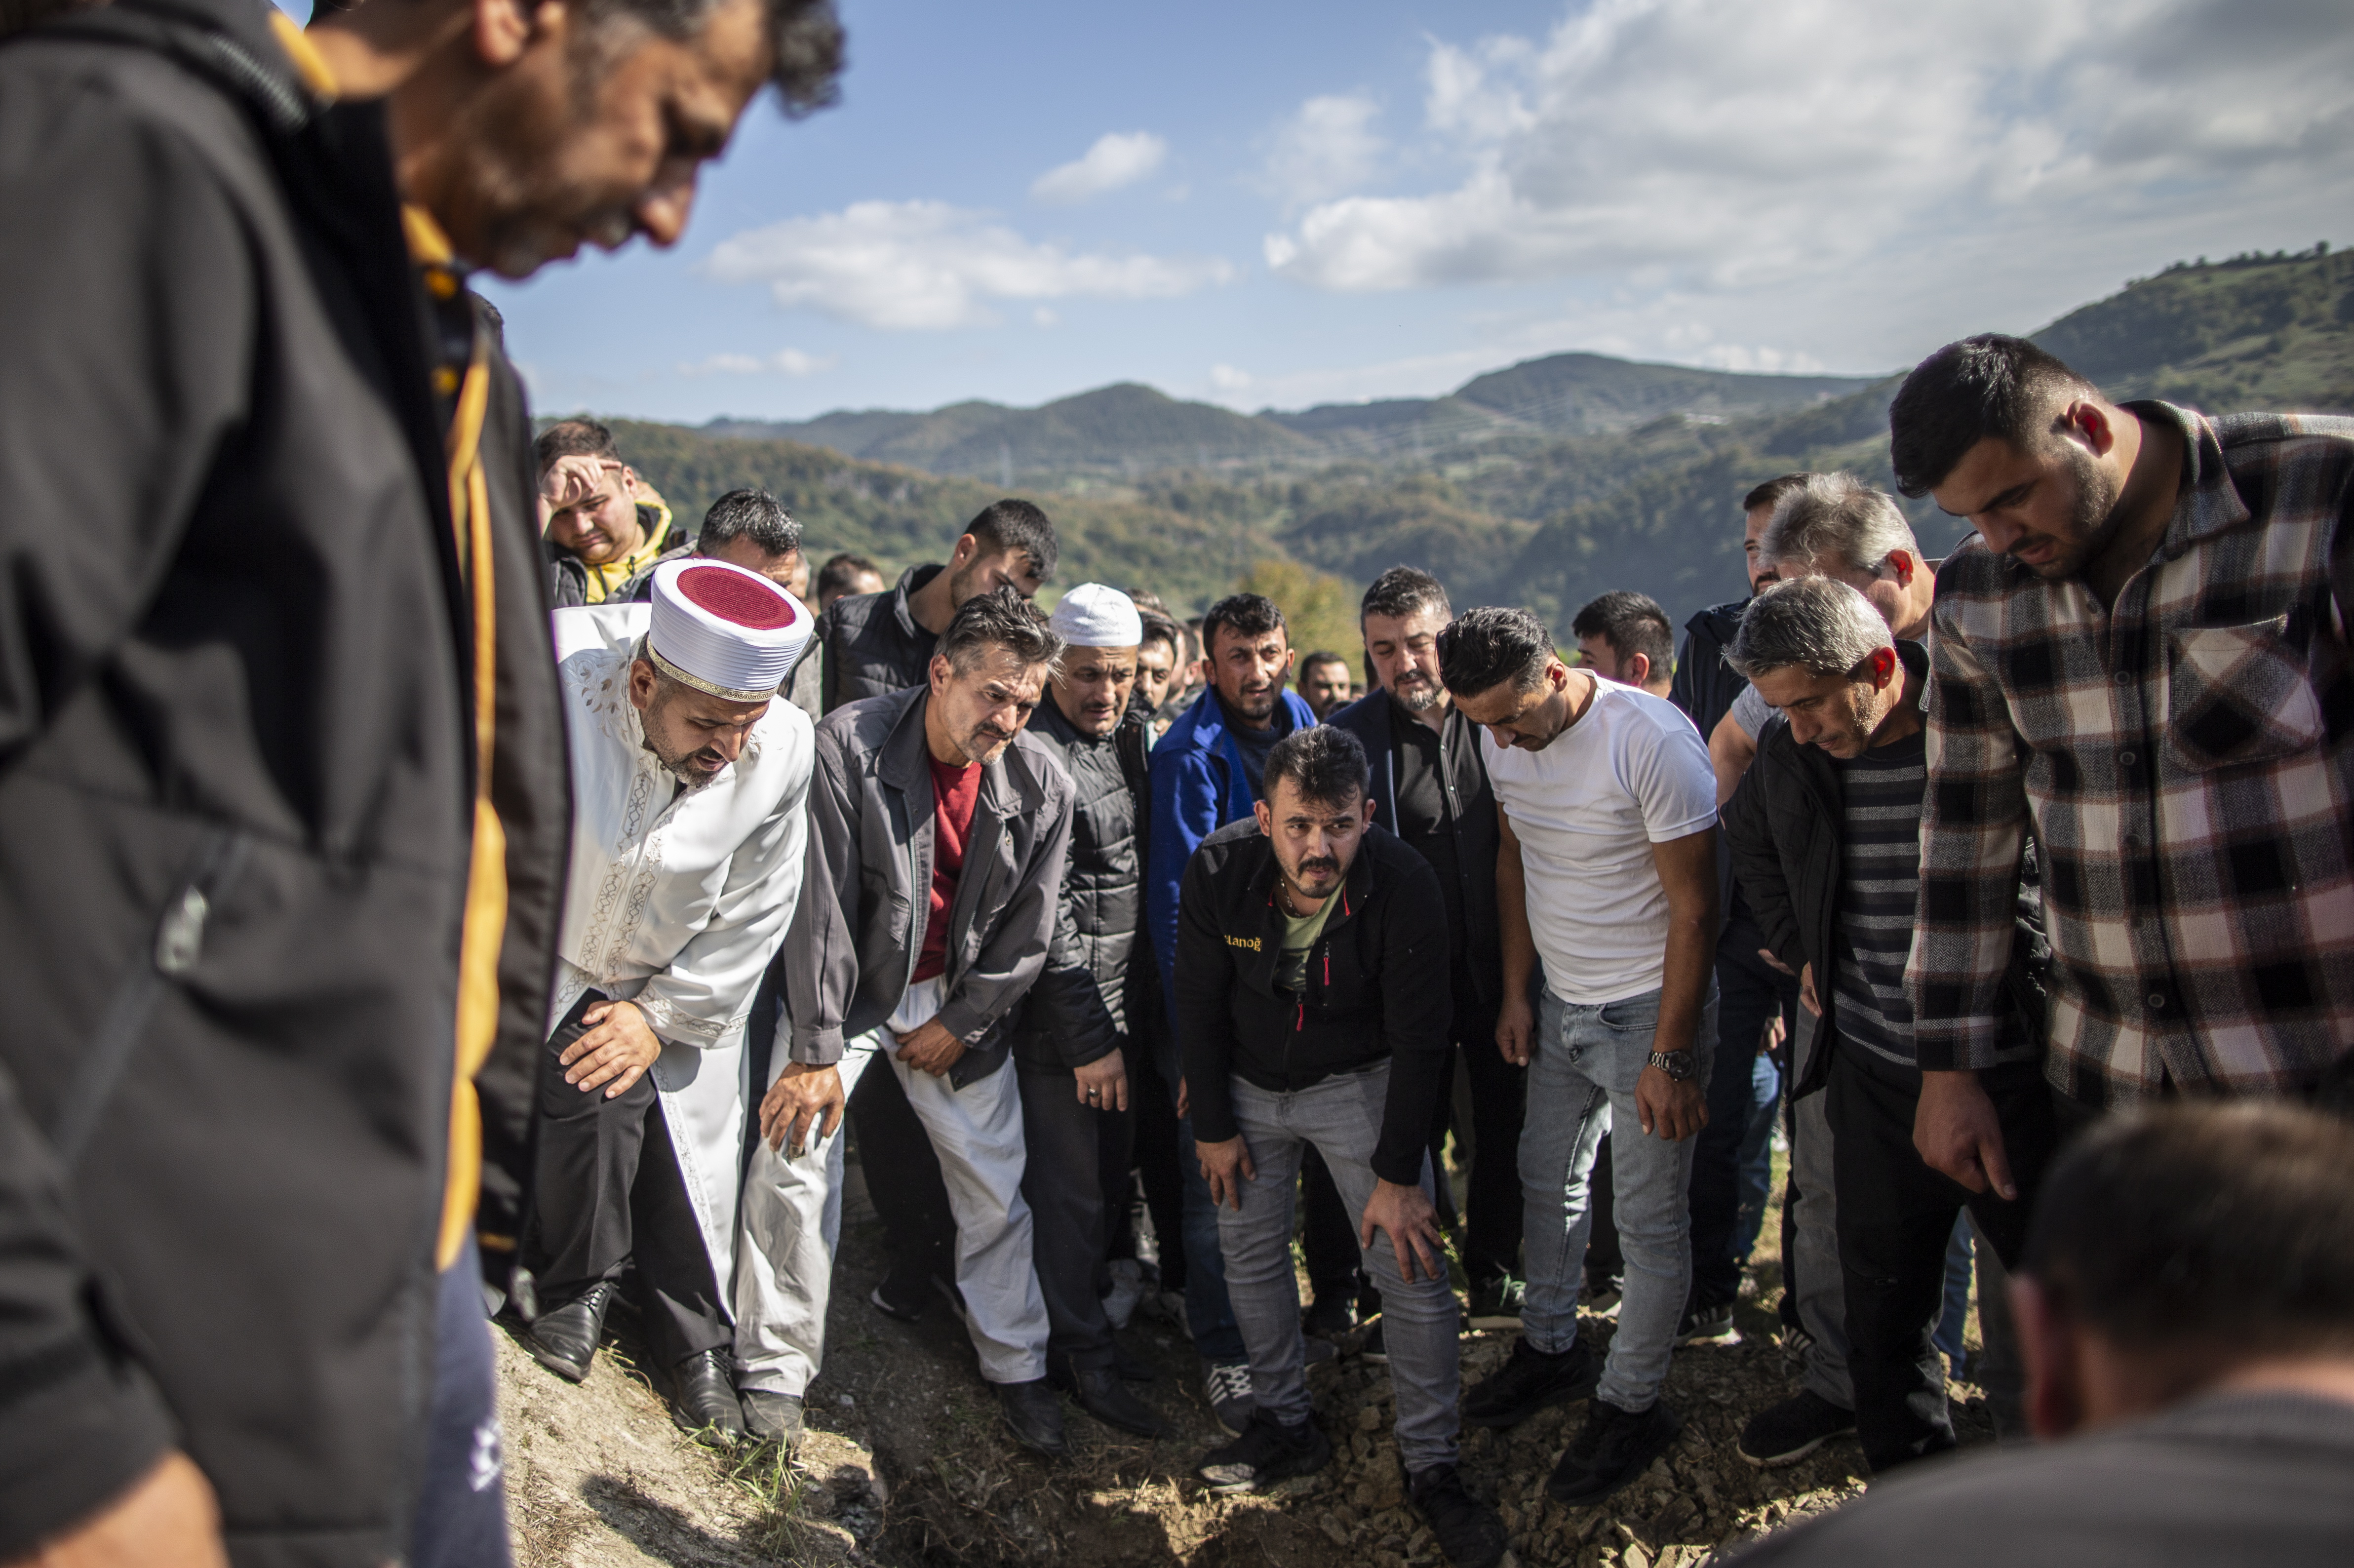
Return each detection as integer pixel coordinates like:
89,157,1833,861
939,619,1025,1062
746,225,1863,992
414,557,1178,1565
1736,1390,1855,1468
1462,1336,1600,1429
1195,1410,1332,1495
1466,1274,1526,1331
1675,1301,1738,1346
1201,1356,1255,1436
1546,1398,1683,1505
1408,1463,1509,1568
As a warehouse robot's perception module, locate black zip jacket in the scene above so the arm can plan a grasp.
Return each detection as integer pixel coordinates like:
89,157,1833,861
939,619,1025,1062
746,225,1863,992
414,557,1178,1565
1670,597,1750,738
1174,818,1449,1183
0,2,566,1559
813,562,943,712
1326,692,1501,1008
1006,696,1152,1071
1722,643,2043,1094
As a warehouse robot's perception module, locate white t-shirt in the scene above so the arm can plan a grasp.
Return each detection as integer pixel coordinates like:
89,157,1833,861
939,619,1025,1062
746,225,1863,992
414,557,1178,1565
1484,679,1717,1005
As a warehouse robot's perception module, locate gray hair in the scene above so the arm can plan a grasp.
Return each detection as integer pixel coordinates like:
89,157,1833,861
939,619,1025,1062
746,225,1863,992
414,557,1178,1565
938,586,1065,679
1762,472,1919,578
697,489,801,558
1725,577,1893,681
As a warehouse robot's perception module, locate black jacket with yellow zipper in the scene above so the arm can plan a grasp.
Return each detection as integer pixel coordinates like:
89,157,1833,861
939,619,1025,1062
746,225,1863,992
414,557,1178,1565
0,0,568,1561
1173,816,1451,1185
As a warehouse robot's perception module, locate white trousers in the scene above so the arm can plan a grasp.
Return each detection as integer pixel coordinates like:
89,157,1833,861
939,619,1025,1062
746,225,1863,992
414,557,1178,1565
733,979,1050,1393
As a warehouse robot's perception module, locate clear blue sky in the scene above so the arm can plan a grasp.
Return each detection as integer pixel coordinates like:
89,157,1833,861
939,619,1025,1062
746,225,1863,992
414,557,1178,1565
297,0,2354,424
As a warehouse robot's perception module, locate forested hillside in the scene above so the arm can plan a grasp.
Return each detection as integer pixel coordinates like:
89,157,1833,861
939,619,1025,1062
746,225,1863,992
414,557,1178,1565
601,245,2352,636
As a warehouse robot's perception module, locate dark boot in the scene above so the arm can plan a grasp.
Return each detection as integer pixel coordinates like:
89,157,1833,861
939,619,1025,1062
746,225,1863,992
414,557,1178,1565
996,1378,1070,1458
1071,1367,1171,1439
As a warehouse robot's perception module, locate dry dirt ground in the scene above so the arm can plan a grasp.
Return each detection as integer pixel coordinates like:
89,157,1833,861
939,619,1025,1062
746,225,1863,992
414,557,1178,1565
500,1146,2001,1568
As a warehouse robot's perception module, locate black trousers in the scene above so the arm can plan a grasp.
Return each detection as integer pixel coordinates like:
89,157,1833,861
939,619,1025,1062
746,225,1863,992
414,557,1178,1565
1017,1063,1136,1370
848,1053,959,1283
529,1047,729,1372
1688,914,1797,1308
1828,1047,2057,1474
1447,1011,1527,1285
1130,1036,1189,1294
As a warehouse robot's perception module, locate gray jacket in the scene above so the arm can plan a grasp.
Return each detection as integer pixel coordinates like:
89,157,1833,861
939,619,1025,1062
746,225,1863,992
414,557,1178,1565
785,684,1076,1088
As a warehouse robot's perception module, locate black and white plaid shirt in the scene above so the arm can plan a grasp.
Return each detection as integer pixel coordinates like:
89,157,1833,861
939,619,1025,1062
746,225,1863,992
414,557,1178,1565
1906,402,2354,1107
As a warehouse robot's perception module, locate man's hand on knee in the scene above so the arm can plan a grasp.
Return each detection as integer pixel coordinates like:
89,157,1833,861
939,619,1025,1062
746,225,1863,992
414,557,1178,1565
1195,1136,1254,1211
759,1063,845,1157
561,1000,662,1098
1359,1178,1445,1285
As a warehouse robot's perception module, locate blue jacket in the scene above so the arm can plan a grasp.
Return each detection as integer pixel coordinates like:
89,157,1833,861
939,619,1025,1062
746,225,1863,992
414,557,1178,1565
1145,684,1318,1004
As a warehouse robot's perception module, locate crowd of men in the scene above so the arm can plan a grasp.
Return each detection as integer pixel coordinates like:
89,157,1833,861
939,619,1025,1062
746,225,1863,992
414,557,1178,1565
1,2,2350,1566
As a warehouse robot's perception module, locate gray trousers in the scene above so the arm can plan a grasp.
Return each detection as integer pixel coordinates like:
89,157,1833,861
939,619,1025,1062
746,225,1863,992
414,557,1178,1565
1786,1014,2025,1434
1216,1065,1461,1472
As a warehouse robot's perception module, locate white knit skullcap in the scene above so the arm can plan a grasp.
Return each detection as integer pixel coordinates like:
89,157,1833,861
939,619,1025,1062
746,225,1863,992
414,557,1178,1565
645,558,810,701
1047,583,1142,649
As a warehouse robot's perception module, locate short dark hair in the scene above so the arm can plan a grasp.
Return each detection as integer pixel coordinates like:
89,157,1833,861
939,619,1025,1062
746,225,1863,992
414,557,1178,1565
535,418,619,471
1570,590,1673,675
1888,333,2103,497
1300,650,1349,677
1264,725,1369,810
1200,593,1287,658
2022,1102,2354,1358
1437,607,1553,699
937,585,1063,677
697,489,801,559
1360,566,1452,627
963,499,1059,583
1137,610,1181,656
1742,473,1812,516
1126,587,1172,616
577,0,844,115
816,551,881,598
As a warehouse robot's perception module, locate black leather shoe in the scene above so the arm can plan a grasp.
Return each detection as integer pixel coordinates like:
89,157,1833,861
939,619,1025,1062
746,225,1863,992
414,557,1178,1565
996,1377,1070,1458
1463,1335,1600,1428
741,1389,805,1453
1071,1367,1170,1438
1547,1397,1682,1505
670,1350,747,1447
525,1281,616,1383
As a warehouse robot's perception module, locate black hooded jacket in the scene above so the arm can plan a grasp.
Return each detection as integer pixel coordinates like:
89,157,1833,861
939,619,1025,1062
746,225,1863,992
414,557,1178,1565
0,2,567,1560
813,562,944,711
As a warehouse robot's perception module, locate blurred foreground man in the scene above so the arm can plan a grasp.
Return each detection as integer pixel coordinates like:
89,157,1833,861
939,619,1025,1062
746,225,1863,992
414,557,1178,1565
1177,728,1508,1568
0,0,838,1558
526,562,813,1444
1727,1102,2354,1566
747,591,1076,1455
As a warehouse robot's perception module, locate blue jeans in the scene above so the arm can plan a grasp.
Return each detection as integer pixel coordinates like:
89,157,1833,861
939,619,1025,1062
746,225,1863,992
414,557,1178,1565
1216,1067,1460,1471
1151,1051,1247,1362
1520,983,1717,1413
1688,915,1792,1307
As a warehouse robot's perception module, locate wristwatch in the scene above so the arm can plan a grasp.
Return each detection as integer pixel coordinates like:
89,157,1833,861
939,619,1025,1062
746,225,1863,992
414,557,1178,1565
1646,1048,1697,1082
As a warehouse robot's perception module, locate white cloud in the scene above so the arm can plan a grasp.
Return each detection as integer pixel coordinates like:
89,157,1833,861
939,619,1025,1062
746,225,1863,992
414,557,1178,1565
706,200,1235,330
676,347,836,378
1263,0,2354,301
1209,363,1253,392
1032,307,1059,327
1262,94,1385,209
1031,131,1168,204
